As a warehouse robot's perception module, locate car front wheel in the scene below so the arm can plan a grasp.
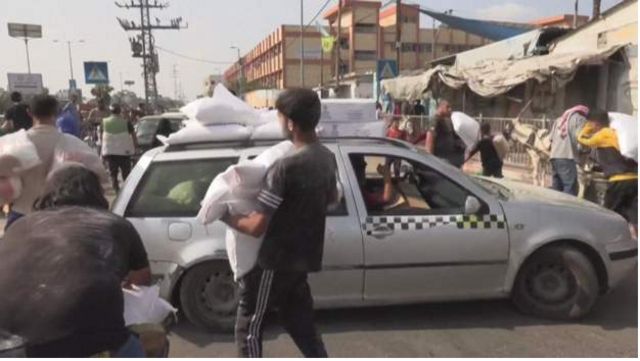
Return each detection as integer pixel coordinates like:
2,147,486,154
512,245,599,320
179,261,238,332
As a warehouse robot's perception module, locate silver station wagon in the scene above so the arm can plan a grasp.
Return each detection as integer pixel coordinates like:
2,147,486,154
111,137,637,331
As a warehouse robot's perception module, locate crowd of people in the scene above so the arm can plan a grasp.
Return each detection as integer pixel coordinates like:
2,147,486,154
382,99,505,178
0,94,153,356
0,88,636,357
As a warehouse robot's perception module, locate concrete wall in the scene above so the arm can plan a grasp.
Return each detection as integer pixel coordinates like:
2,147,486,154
552,0,638,52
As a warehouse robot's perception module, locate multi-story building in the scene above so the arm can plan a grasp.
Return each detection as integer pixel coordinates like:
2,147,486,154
224,0,585,105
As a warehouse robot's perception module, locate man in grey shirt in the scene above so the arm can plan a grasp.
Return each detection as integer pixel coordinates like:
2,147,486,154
549,105,589,196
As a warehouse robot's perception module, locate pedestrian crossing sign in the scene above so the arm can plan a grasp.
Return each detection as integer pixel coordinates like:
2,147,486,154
84,62,109,84
376,60,398,80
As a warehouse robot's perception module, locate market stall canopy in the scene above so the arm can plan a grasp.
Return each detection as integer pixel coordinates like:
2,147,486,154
380,45,624,100
419,8,534,41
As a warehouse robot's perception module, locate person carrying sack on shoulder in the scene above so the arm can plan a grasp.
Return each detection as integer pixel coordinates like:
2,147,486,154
577,109,638,239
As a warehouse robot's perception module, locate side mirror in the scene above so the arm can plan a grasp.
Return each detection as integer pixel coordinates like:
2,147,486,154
464,196,482,215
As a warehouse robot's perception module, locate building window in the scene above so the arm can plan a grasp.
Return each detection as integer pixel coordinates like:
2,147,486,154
354,50,377,61
339,37,350,50
354,23,377,34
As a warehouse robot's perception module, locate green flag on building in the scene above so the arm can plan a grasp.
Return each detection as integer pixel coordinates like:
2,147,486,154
321,36,335,53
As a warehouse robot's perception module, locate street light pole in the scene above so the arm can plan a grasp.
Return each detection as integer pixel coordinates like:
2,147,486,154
24,38,31,74
300,0,305,88
231,46,244,97
54,39,84,82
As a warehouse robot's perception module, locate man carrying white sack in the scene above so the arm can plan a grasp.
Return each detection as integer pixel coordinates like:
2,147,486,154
221,88,338,358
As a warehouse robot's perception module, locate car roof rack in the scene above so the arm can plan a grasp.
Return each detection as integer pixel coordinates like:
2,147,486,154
164,136,412,152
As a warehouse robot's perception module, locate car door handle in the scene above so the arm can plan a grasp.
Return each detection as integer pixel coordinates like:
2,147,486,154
370,226,394,239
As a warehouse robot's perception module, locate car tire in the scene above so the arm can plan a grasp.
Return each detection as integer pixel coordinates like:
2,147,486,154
512,245,599,320
179,261,238,332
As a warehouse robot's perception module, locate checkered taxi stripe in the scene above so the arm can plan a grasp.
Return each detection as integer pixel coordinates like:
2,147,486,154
363,214,506,235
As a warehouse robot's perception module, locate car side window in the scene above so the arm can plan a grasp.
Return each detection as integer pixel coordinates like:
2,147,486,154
348,153,470,216
126,158,237,217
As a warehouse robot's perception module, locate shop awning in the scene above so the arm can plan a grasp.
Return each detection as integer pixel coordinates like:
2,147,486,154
380,45,624,100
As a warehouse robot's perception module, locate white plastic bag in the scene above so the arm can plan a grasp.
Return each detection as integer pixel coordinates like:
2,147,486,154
451,112,480,149
320,99,377,123
51,134,108,183
251,121,284,140
609,112,638,162
0,176,22,204
0,130,41,176
181,84,259,126
492,134,510,160
122,285,177,326
166,121,251,145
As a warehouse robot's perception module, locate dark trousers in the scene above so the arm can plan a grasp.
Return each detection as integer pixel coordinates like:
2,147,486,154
482,161,504,178
551,159,578,196
235,267,327,358
104,155,132,192
605,179,638,225
4,210,23,231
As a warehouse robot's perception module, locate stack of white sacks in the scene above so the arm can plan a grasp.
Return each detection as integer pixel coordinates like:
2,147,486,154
164,84,386,146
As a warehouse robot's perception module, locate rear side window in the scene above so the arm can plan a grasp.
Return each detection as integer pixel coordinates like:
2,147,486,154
126,158,237,217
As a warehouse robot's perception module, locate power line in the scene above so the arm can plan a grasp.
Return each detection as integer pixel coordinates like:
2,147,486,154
155,45,234,64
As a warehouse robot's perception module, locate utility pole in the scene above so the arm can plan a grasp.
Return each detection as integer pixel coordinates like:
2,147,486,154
300,0,305,87
335,0,342,88
395,0,401,72
573,0,579,28
115,0,186,111
592,0,601,19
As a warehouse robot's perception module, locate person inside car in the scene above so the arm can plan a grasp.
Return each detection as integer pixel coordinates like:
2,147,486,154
351,155,397,211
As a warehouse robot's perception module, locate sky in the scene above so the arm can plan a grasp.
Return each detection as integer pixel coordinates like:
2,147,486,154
0,0,621,101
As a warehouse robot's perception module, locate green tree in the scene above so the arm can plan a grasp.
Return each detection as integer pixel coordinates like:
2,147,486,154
90,84,114,105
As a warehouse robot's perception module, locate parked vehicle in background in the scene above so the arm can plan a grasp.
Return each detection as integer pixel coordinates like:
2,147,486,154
111,137,637,332
135,113,186,154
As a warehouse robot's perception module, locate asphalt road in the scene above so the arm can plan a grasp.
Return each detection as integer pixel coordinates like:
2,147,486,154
168,269,637,358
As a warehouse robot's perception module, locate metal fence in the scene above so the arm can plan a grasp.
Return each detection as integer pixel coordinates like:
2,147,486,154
391,114,551,170
477,116,551,169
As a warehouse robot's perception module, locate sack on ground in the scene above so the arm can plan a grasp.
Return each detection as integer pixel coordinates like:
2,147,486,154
123,285,177,326
0,130,41,176
609,112,638,162
451,112,480,149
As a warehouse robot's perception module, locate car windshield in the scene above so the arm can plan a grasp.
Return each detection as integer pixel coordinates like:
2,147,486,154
137,119,159,136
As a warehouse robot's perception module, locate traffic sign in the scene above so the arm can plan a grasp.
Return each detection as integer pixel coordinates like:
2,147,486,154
7,73,43,95
376,60,398,80
84,62,109,84
69,79,77,90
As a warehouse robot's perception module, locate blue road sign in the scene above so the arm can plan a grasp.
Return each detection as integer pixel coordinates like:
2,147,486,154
84,62,109,84
376,59,398,80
